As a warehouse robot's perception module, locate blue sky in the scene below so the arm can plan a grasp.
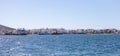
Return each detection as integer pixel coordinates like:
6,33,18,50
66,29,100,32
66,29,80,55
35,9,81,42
0,0,120,29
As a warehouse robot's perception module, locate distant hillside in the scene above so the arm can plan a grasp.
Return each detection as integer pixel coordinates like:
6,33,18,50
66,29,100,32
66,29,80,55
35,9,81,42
0,25,15,34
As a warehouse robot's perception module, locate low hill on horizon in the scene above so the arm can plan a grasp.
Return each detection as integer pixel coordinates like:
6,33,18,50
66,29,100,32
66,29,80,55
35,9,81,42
0,24,15,34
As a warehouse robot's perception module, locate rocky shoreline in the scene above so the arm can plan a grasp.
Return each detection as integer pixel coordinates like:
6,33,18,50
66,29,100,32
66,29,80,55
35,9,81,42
3,28,120,35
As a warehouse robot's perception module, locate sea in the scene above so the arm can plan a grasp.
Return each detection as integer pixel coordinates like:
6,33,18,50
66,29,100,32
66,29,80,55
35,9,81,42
0,34,120,56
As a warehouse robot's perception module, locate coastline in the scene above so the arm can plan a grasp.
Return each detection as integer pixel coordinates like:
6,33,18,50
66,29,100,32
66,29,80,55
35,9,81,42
0,33,120,36
0,24,120,35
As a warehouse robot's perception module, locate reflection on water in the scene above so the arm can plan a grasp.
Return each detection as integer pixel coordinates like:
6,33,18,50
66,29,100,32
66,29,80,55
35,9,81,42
0,34,120,56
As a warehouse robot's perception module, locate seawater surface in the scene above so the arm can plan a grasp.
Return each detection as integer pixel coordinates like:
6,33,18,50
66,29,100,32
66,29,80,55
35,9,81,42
0,34,120,56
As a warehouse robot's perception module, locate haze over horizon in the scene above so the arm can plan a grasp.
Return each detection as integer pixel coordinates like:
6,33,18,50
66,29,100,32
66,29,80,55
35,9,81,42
0,0,120,29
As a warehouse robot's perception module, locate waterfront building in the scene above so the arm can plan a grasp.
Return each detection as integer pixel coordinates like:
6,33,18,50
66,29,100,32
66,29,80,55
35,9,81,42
13,28,28,35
